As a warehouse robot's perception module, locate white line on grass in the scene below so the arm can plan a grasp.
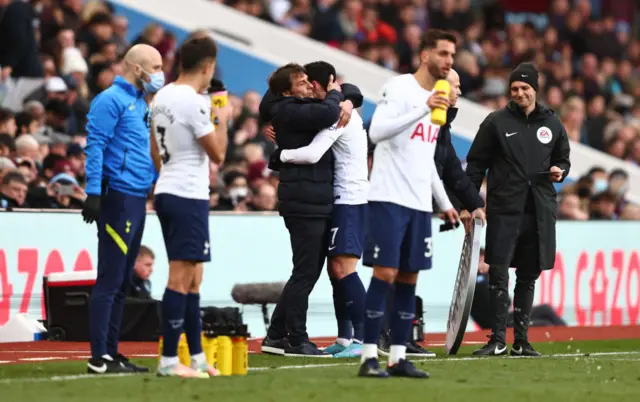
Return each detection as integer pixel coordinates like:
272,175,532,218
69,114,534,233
1,350,639,384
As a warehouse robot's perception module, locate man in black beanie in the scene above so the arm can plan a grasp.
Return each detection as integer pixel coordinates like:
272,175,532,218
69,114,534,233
464,62,571,357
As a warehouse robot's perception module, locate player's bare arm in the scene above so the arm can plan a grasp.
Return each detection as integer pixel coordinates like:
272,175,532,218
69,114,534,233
198,103,232,165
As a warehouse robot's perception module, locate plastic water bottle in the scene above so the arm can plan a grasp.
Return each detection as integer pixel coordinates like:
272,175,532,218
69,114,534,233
430,79,451,126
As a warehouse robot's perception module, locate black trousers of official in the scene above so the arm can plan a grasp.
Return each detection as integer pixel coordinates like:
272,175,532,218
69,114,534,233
489,211,542,344
267,217,330,345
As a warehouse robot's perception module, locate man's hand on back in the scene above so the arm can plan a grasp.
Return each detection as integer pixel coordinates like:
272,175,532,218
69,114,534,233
264,123,276,143
337,100,354,128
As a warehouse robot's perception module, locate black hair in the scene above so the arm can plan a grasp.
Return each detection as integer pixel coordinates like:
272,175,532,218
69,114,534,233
304,61,337,91
268,63,307,96
179,36,218,73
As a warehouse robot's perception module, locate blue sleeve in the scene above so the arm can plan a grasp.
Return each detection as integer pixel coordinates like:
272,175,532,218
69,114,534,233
84,92,120,196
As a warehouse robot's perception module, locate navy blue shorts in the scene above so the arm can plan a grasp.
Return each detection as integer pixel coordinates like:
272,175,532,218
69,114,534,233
363,202,433,272
155,193,211,262
328,203,367,258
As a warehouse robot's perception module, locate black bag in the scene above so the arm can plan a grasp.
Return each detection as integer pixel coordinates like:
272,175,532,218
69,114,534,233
201,307,247,337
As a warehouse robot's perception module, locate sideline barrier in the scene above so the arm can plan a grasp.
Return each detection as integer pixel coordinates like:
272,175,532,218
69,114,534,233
0,211,639,336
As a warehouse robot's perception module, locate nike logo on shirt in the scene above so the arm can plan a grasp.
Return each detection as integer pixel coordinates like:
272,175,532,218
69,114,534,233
506,132,518,137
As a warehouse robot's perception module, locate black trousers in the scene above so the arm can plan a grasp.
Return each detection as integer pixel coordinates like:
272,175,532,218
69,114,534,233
267,217,330,345
489,212,542,344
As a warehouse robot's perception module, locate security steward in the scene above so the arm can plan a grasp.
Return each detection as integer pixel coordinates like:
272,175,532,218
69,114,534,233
465,62,571,357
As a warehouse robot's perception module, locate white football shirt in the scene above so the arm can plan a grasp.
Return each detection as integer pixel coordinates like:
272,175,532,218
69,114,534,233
367,74,453,213
279,110,369,205
152,84,215,200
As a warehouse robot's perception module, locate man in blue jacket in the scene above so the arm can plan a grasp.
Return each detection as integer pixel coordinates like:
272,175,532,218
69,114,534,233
83,44,164,374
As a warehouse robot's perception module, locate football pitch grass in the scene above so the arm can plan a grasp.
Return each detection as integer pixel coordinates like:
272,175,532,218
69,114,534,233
1,339,640,402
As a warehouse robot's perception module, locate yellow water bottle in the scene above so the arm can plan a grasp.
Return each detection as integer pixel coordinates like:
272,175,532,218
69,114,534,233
430,79,451,126
217,335,233,376
203,335,218,368
177,333,191,366
209,78,228,129
232,336,248,376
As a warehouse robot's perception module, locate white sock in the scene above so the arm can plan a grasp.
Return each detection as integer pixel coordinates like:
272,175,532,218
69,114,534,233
160,355,179,368
101,354,113,362
361,343,378,362
190,352,207,368
336,337,352,347
389,345,406,366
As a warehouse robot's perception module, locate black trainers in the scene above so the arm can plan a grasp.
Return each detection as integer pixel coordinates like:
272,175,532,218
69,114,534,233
87,356,134,374
284,341,331,357
357,358,389,378
377,330,391,356
261,336,291,355
511,341,542,357
406,340,436,357
387,358,429,378
472,335,507,357
115,353,149,372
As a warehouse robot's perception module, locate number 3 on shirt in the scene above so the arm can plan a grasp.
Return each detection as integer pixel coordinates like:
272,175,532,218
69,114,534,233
424,237,433,258
157,125,170,163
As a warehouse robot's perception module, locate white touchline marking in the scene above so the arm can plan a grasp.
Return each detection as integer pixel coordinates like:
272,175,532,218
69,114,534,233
19,357,65,362
0,351,639,384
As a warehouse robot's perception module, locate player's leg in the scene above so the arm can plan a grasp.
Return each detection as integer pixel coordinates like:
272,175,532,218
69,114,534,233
181,199,219,374
326,204,367,358
88,190,138,374
471,262,509,356
384,208,431,379
155,194,209,378
324,266,353,355
282,217,330,356
106,200,149,372
358,202,406,378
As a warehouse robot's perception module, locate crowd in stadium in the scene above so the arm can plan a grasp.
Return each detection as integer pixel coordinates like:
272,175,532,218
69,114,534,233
0,0,638,220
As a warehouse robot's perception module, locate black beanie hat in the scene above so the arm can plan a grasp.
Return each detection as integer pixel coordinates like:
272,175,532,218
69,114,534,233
509,62,539,92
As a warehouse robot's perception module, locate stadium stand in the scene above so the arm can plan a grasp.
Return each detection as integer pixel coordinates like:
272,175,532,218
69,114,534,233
0,0,638,220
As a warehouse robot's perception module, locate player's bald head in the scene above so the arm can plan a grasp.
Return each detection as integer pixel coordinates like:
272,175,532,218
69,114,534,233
124,44,162,72
447,68,461,106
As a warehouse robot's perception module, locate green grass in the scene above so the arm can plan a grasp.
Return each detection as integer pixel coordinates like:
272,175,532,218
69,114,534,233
2,339,640,402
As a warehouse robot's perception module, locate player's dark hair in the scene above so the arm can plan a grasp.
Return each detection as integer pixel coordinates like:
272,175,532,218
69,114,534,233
179,36,218,73
303,61,337,91
268,63,307,96
419,29,457,52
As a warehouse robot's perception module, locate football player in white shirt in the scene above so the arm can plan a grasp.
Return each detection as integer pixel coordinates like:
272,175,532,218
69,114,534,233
358,29,460,379
277,61,368,359
151,36,232,378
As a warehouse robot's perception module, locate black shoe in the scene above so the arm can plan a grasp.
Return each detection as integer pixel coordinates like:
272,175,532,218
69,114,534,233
387,358,429,378
115,353,149,372
377,331,391,356
261,336,291,356
472,336,507,357
284,341,331,357
358,358,389,378
87,356,134,374
511,341,542,357
406,340,436,357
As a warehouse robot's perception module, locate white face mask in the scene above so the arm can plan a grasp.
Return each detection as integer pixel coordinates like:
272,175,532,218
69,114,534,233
229,187,248,204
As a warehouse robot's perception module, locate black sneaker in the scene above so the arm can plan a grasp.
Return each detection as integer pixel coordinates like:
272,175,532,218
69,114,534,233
115,353,149,372
284,341,331,357
87,356,134,374
261,336,291,355
377,330,391,356
472,336,507,357
357,358,389,378
511,341,542,357
406,340,436,357
387,359,429,378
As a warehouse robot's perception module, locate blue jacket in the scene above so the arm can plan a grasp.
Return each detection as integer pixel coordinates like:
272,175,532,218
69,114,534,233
84,76,156,198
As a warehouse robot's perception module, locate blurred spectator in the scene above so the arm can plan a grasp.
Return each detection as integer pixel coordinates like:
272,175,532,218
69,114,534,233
250,182,277,212
590,191,617,219
0,170,28,208
0,0,44,78
558,192,589,220
128,245,155,300
215,170,250,212
0,108,17,137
